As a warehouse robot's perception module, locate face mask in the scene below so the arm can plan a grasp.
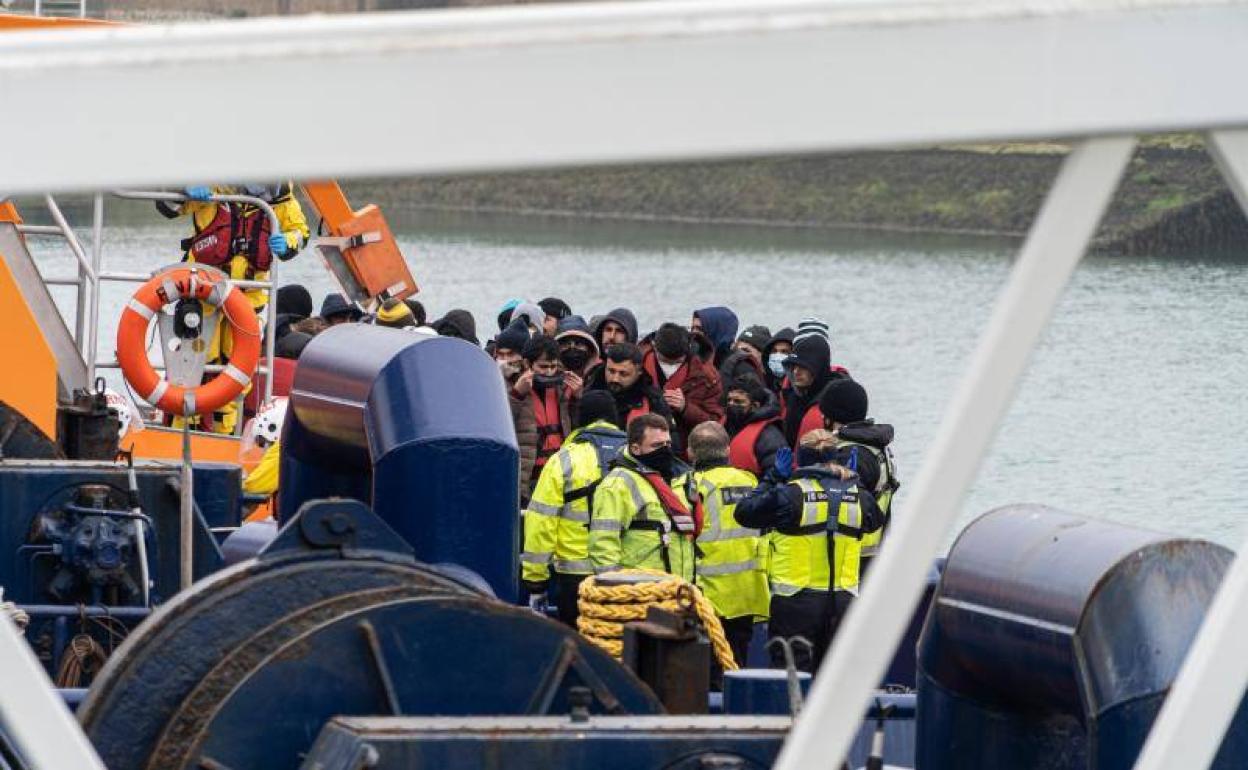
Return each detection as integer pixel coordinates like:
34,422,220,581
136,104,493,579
725,405,750,430
498,360,522,379
768,352,788,378
658,360,682,379
635,445,675,477
533,373,564,390
559,348,590,372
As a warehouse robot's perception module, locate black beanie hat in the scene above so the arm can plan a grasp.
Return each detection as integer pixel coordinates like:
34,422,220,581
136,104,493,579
495,319,530,354
819,379,869,424
737,325,772,352
654,323,691,360
539,297,572,321
727,374,769,406
276,284,313,319
576,390,619,429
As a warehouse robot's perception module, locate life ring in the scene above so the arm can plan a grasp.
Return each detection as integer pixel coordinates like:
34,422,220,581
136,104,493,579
116,266,261,416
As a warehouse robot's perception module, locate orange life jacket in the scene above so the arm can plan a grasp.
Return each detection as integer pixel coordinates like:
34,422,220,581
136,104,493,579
531,387,565,470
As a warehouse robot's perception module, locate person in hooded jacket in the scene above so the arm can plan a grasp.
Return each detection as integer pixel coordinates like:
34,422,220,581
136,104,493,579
819,380,898,574
592,307,639,351
643,323,724,452
432,309,479,346
691,307,740,368
494,320,538,504
762,327,796,394
724,375,787,477
512,335,576,487
555,315,600,381
779,334,851,447
719,325,770,386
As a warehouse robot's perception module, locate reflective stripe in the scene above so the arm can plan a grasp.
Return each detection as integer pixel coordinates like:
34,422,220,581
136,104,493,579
559,508,590,523
590,519,621,532
183,391,197,415
146,379,170,405
520,551,552,565
698,525,759,543
771,581,827,596
126,298,156,320
553,558,593,573
699,560,759,577
222,363,251,387
593,564,620,574
527,500,561,517
615,470,650,516
207,281,230,308
842,495,862,529
161,277,180,302
560,450,575,493
861,544,879,557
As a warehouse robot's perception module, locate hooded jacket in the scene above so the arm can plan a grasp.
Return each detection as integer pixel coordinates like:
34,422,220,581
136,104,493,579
433,309,479,346
725,390,787,476
642,349,724,443
762,327,796,393
779,335,849,445
693,306,739,367
592,307,639,346
718,348,766,386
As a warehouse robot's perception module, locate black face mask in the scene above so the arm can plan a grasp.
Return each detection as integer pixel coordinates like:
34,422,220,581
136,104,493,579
725,405,750,430
533,373,564,391
634,445,675,478
559,348,590,372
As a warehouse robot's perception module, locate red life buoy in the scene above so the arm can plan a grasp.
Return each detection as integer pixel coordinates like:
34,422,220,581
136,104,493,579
116,266,260,416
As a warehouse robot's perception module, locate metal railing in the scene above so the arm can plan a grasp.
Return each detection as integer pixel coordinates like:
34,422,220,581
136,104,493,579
20,189,285,420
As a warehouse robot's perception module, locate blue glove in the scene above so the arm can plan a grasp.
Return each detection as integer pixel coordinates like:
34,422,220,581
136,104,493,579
773,446,794,481
268,232,289,258
184,186,212,201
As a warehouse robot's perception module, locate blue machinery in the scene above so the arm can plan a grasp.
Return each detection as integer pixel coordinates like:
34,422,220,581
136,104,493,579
2,325,1246,768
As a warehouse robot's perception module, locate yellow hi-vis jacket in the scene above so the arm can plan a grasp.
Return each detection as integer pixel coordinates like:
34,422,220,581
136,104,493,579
837,440,897,560
521,421,626,584
589,454,696,582
678,464,769,621
768,474,867,597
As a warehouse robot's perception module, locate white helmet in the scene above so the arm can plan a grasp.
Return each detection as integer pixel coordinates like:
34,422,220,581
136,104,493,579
104,388,144,439
252,398,288,448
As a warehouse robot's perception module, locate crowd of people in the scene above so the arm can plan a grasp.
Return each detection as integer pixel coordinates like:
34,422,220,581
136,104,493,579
160,184,899,675
264,291,899,674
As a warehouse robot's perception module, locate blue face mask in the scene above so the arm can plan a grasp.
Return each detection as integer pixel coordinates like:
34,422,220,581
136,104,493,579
768,352,787,378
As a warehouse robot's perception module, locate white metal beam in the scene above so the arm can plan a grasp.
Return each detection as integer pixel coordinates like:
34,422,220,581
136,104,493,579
773,135,1136,770
1130,128,1248,770
0,615,105,769
0,1,1243,192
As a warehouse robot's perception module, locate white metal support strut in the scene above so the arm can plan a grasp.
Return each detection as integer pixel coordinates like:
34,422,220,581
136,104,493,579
0,616,106,769
1131,128,1248,770
773,136,1137,770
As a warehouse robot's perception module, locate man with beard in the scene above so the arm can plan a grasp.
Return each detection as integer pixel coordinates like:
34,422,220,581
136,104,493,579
589,413,696,581
779,333,851,447
587,343,674,436
494,320,538,503
592,308,639,351
724,375,787,477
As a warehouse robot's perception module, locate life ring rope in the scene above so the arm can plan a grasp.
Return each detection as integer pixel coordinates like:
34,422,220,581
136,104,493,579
116,266,261,417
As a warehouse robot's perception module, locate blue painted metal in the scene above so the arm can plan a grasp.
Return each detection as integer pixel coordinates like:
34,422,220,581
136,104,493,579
300,715,791,770
280,324,520,602
917,504,1248,770
723,669,811,715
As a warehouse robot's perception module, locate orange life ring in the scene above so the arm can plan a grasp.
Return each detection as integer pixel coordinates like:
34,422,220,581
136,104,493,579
116,266,261,416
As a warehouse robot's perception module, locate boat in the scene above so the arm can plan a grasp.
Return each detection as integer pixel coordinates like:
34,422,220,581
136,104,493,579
0,2,1247,769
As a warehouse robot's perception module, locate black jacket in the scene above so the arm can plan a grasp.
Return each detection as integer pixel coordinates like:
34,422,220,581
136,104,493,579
829,421,895,496
585,366,677,449
726,392,787,475
736,467,883,536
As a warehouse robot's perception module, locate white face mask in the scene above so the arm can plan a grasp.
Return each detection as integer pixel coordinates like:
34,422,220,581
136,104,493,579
658,360,682,378
768,352,788,377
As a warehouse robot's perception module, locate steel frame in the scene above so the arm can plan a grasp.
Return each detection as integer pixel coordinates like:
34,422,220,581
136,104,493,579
0,2,1244,769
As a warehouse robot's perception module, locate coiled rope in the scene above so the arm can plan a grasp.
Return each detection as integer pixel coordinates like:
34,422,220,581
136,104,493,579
577,569,738,672
55,634,108,688
0,587,28,631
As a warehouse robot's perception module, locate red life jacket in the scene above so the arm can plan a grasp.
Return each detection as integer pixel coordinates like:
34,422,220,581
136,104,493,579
244,357,297,414
530,387,565,470
643,353,689,392
728,419,777,475
795,404,824,449
183,203,274,274
625,400,650,427
636,470,703,537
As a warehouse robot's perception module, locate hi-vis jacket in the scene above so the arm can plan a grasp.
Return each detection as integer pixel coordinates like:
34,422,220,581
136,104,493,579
736,467,883,597
588,453,696,582
677,463,769,620
521,421,626,585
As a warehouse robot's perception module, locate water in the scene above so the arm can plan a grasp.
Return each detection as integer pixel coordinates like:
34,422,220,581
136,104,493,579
29,207,1248,548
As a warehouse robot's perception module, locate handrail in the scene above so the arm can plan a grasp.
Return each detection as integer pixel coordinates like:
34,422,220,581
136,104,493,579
43,194,94,356
111,189,283,405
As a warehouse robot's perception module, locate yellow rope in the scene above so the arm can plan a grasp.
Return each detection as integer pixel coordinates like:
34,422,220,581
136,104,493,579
577,569,739,672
